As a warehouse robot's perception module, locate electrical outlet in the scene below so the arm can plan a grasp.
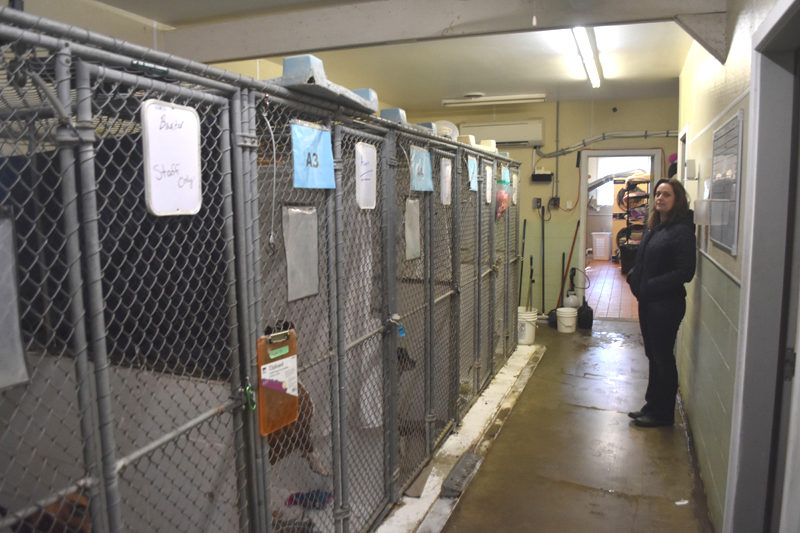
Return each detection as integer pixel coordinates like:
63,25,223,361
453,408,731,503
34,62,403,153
549,197,560,209
566,200,573,210
532,197,542,209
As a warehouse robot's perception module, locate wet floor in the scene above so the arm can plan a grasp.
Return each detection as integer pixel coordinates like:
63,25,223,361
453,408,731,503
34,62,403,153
442,319,714,533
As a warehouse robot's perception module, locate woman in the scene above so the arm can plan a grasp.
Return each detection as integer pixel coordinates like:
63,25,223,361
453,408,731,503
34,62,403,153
626,178,696,427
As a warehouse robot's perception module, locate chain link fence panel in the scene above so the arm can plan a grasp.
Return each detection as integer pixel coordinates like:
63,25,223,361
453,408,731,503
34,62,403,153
0,41,103,533
457,151,479,416
508,166,521,357
255,101,337,533
0,11,525,532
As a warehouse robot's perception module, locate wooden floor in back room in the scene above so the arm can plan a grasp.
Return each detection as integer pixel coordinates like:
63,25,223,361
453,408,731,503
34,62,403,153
583,259,638,321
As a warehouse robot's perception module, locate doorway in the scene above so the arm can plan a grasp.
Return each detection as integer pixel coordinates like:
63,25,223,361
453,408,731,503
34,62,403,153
579,149,662,320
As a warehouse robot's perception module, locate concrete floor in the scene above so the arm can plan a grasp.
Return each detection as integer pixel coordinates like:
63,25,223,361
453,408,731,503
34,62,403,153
442,319,714,533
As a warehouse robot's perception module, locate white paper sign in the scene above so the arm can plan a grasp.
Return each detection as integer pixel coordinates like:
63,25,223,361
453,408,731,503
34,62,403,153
440,158,452,205
142,100,202,216
0,213,27,390
260,354,298,396
405,198,421,260
512,171,519,205
355,142,377,209
485,164,493,204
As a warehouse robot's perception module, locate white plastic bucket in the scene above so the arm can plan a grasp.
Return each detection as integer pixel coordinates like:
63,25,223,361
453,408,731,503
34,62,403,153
556,307,578,333
517,307,537,345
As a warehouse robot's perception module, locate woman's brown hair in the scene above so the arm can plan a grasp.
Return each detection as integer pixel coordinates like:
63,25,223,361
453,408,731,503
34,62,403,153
648,178,690,229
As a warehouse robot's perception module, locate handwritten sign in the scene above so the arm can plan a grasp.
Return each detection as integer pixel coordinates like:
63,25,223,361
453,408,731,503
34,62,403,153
355,142,377,209
142,100,202,216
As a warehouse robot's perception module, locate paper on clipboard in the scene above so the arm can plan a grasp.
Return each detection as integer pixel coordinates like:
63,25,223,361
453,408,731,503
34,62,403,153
257,329,299,436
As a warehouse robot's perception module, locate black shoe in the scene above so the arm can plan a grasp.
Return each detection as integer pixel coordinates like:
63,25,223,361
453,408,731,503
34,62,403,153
627,405,650,419
632,414,673,427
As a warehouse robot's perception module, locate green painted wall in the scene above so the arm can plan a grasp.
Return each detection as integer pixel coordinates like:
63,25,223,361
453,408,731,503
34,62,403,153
677,0,779,528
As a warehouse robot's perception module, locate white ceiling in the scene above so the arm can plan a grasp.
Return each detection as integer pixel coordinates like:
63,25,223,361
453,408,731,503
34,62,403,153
277,22,693,110
92,0,696,112
98,0,377,26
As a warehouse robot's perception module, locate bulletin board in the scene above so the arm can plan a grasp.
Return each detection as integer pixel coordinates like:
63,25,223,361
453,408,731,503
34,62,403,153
709,110,743,256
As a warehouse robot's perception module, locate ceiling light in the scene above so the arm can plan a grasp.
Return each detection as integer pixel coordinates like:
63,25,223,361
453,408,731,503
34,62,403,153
441,93,546,107
572,26,603,88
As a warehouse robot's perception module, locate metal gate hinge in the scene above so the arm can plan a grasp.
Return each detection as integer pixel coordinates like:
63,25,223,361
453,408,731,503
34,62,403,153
333,506,351,521
56,120,95,145
785,347,796,381
236,133,258,148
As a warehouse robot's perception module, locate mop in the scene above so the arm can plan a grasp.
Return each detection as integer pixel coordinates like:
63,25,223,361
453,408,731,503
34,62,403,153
526,255,535,311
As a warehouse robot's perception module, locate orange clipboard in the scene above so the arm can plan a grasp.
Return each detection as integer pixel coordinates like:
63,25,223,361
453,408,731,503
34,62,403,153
257,329,299,436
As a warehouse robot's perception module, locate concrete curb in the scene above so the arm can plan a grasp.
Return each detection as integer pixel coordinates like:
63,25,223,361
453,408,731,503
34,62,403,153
375,344,546,533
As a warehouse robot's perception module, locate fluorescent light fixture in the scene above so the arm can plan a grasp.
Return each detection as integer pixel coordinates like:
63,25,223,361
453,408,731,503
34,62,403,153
441,93,546,107
572,26,602,88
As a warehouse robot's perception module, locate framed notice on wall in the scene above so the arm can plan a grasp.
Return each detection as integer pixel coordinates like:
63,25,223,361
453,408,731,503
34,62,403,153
709,110,744,256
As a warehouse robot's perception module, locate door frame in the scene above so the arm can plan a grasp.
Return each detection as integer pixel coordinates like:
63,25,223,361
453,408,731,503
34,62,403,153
725,1,800,531
578,148,663,301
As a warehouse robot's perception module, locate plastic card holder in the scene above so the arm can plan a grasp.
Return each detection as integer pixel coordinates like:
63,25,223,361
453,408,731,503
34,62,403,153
500,165,511,186
484,163,493,204
404,198,421,260
410,146,433,192
0,209,28,390
257,329,299,436
291,120,335,189
283,206,319,302
440,158,452,205
468,156,478,191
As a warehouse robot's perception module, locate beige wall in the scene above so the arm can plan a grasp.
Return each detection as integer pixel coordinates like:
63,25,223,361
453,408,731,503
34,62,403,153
26,0,163,47
411,98,678,312
211,59,402,109
211,59,284,81
677,0,778,529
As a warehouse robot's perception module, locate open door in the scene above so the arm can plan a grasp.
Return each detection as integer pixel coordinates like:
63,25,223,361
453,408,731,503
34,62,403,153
579,149,663,319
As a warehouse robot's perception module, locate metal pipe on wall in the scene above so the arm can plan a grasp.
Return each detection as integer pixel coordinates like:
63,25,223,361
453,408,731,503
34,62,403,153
541,205,546,313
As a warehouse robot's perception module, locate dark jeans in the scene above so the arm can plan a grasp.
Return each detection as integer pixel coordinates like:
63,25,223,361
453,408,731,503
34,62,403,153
638,297,686,421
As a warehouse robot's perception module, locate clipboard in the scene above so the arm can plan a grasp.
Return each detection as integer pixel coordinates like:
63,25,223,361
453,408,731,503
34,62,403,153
257,328,299,436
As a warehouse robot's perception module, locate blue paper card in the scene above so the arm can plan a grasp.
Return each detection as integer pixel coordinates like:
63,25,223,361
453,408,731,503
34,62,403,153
468,156,478,191
410,146,433,192
500,166,511,186
291,121,335,189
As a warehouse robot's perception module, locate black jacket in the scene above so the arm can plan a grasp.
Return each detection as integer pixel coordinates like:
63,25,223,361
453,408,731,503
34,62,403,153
627,210,696,302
